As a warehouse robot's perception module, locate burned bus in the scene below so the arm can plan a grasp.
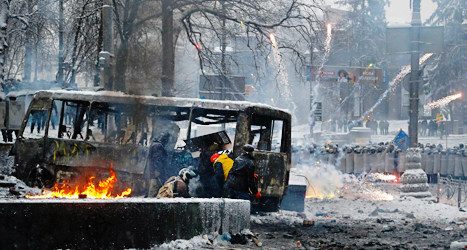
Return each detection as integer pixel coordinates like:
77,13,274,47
11,90,291,210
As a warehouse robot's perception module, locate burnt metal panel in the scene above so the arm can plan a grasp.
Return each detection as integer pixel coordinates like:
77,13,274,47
7,100,25,130
44,139,148,175
254,152,288,197
0,102,6,129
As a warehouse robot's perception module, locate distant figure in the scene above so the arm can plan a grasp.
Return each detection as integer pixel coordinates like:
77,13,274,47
439,122,445,139
429,120,437,137
379,120,385,135
337,69,348,83
421,119,428,136
147,132,170,197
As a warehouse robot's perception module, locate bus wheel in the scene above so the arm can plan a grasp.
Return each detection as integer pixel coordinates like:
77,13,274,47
27,166,55,188
253,197,281,213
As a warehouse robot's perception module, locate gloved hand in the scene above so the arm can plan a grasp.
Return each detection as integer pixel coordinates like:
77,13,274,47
254,174,258,179
255,191,261,199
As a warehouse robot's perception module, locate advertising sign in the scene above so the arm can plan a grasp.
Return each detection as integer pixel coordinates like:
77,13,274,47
309,66,383,84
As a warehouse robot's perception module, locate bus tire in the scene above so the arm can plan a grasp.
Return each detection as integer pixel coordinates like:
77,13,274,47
27,165,55,188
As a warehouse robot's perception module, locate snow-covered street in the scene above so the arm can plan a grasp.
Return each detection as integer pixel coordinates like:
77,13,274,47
154,181,467,249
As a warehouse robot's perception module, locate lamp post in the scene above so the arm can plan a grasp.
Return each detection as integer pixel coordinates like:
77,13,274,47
399,0,431,198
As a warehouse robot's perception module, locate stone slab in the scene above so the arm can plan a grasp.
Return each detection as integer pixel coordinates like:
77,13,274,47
0,198,250,249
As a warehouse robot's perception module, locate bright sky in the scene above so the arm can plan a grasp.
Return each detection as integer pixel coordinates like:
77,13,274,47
325,0,438,24
386,0,438,24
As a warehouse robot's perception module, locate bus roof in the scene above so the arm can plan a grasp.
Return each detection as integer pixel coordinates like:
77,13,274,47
33,90,291,115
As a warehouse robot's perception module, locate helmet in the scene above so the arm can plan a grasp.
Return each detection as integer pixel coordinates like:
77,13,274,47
210,153,220,163
243,144,254,153
179,168,196,182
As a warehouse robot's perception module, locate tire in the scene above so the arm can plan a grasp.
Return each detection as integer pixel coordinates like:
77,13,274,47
27,166,55,188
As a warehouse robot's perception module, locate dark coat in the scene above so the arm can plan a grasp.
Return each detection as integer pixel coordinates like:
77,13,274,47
225,153,258,194
148,140,168,180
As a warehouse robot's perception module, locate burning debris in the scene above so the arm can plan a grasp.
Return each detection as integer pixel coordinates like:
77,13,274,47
26,167,131,199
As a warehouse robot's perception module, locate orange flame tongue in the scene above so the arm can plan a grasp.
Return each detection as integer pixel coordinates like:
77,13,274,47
26,168,131,199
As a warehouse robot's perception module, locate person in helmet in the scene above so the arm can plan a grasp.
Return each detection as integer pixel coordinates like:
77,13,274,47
147,131,170,197
156,168,197,198
210,151,234,198
223,144,261,201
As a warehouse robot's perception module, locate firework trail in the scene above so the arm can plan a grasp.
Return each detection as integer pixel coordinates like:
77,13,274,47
349,53,433,126
424,93,462,109
270,34,297,114
309,24,333,122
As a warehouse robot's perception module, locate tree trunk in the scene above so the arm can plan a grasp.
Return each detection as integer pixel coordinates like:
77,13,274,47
33,42,38,81
58,0,64,87
0,0,9,88
161,0,174,97
23,0,34,83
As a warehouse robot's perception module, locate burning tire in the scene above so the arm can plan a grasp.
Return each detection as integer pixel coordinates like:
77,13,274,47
27,165,55,188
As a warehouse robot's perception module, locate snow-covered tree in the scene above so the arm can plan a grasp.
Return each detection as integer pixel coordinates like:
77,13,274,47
424,0,467,100
332,0,389,67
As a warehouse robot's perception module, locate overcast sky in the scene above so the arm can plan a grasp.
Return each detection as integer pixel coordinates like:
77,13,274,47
325,0,438,24
386,0,437,24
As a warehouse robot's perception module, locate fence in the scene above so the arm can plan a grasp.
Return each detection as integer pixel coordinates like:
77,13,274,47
436,174,467,208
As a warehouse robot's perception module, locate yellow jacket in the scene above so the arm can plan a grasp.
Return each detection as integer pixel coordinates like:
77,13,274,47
213,154,234,181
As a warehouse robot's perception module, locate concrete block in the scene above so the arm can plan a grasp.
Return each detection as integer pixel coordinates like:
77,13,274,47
0,198,249,249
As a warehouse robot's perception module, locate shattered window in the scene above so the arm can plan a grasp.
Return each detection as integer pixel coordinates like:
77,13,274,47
48,100,89,140
250,115,284,153
23,110,48,139
47,100,62,139
88,102,150,145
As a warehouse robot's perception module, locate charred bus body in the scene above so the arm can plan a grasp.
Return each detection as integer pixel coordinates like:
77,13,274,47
11,90,291,210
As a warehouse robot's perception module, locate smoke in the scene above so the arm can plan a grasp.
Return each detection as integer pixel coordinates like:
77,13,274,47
187,175,204,198
294,160,345,199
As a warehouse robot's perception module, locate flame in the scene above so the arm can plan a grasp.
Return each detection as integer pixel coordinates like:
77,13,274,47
374,173,397,182
26,166,131,199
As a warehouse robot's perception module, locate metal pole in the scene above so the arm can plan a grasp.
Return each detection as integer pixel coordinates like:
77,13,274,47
310,48,313,138
458,178,462,208
220,1,227,130
409,0,421,148
220,1,227,101
437,172,440,203
161,0,174,97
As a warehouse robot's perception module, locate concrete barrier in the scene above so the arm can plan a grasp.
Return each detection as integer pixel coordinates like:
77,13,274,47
0,198,250,249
